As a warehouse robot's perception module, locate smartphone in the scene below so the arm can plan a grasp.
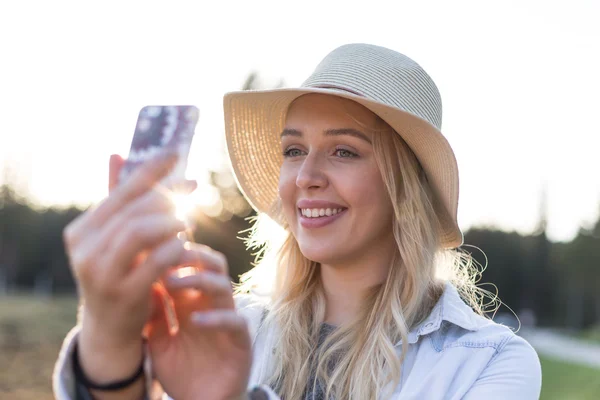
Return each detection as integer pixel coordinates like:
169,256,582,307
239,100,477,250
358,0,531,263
119,105,199,335
119,105,199,185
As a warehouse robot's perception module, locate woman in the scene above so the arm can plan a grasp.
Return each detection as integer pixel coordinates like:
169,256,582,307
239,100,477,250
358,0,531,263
54,43,542,400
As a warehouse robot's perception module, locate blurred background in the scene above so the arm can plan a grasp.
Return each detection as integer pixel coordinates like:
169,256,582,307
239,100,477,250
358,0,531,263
1,0,599,399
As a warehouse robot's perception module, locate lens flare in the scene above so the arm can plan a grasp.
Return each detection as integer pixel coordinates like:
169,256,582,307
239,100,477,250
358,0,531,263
171,192,196,222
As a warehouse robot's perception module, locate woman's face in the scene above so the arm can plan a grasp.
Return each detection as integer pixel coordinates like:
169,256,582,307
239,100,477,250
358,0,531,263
279,94,395,266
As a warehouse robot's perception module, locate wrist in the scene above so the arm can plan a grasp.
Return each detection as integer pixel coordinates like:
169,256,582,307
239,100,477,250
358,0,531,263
73,339,145,390
80,313,143,351
78,325,144,385
81,309,142,348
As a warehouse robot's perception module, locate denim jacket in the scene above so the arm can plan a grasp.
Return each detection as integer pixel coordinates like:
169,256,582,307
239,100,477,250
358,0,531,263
53,282,542,399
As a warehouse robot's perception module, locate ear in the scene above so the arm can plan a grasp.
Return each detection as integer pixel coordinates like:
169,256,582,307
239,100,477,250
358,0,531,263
108,154,125,194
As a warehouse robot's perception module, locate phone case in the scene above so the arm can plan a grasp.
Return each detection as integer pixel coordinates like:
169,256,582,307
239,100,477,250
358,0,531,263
119,105,199,185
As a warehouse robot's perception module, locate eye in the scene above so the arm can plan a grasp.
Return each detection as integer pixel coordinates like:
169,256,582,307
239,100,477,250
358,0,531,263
282,147,305,157
334,148,358,158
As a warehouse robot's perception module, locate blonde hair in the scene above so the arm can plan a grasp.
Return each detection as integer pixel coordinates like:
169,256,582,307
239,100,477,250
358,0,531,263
235,99,491,400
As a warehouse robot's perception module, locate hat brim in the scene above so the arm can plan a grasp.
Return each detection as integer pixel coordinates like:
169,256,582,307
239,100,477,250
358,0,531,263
223,87,462,248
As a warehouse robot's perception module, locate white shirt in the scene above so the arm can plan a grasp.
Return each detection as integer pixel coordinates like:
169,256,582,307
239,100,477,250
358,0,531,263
53,282,542,399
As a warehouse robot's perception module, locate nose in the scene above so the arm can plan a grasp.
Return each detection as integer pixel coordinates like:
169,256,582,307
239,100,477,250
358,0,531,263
296,153,328,190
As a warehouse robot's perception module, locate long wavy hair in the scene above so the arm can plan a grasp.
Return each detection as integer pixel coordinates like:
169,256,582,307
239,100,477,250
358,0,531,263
234,98,491,400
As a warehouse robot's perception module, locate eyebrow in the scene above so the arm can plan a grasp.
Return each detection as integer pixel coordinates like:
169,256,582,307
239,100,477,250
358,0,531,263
280,128,372,144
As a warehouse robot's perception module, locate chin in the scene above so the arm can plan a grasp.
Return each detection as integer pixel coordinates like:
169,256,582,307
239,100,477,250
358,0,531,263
297,241,342,265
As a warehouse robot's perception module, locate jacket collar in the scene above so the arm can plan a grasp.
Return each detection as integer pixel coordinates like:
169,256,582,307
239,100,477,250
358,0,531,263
395,282,480,347
248,282,483,348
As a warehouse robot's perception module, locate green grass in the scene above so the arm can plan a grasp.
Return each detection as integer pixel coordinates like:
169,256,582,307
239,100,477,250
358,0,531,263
580,327,600,346
1,294,599,399
539,355,600,400
0,293,78,400
554,326,600,347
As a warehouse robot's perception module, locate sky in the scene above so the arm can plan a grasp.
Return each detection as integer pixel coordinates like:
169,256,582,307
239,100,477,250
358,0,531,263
1,0,599,243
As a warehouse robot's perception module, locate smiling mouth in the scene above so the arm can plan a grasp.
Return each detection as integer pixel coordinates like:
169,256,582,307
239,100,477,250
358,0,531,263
298,207,347,218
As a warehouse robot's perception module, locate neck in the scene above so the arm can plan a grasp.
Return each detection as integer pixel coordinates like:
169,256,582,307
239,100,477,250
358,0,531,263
320,239,395,326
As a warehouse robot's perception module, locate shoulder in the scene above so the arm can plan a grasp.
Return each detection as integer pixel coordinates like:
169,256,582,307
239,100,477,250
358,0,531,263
421,314,541,398
493,331,541,372
234,292,270,341
478,319,541,374
435,309,539,358
427,283,539,358
439,315,541,390
424,284,541,393
467,316,541,369
234,291,270,312
460,319,542,398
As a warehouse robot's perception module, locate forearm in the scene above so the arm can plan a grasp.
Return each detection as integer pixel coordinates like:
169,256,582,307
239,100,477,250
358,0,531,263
76,323,146,400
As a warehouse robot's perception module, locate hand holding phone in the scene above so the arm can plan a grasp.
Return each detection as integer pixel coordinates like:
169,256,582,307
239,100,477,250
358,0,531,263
120,105,200,334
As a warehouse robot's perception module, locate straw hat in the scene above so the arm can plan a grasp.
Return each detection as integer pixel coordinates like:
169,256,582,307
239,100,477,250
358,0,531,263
223,43,462,248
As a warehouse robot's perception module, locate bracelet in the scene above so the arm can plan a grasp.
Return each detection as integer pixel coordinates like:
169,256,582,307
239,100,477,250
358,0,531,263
72,339,146,391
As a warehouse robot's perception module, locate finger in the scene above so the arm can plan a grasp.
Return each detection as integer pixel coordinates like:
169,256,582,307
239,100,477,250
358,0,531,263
130,179,197,216
158,242,229,306
99,215,186,281
108,154,125,194
90,151,180,228
127,236,188,290
175,243,230,275
111,178,197,224
65,151,179,244
190,310,250,348
67,153,123,248
166,271,234,309
86,179,195,259
161,264,205,316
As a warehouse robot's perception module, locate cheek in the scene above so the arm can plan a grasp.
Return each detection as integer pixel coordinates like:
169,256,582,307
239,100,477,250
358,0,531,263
350,171,394,239
371,180,393,219
343,167,389,210
278,167,297,215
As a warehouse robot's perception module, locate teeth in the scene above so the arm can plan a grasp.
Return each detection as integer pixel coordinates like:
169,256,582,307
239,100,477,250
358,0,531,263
301,208,344,218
